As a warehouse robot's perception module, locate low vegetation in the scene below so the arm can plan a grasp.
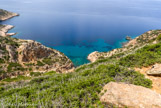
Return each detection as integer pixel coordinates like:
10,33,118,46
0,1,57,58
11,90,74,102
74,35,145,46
0,59,152,107
119,42,161,67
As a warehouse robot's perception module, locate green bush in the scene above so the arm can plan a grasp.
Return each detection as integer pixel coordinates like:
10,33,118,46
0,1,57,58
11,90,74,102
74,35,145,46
30,72,42,77
42,58,53,65
43,71,56,76
0,58,5,64
37,61,45,66
2,76,31,82
7,62,25,72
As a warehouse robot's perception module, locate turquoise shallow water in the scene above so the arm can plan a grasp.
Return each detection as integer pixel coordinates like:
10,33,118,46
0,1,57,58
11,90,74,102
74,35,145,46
1,0,161,66
53,39,116,66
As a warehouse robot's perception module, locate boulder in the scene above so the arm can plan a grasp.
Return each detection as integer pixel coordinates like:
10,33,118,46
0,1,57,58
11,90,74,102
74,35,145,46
146,64,161,76
125,36,132,41
100,82,161,108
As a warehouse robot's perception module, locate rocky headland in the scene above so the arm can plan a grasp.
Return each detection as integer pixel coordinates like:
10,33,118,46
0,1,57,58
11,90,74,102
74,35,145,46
0,9,19,21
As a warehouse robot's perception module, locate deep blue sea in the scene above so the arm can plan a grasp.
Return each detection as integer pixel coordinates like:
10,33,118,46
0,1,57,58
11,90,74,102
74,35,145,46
1,0,161,66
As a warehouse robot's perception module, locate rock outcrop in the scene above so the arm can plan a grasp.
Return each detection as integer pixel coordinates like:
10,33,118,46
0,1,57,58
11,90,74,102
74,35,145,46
125,36,132,41
146,64,161,76
0,9,19,21
100,82,161,108
17,39,74,73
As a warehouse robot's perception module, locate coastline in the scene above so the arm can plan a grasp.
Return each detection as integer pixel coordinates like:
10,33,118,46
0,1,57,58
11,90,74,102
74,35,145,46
87,30,161,63
0,9,19,37
87,37,130,62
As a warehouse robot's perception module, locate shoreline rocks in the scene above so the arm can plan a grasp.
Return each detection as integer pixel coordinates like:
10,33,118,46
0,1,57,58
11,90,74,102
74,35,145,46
125,36,132,41
100,82,161,108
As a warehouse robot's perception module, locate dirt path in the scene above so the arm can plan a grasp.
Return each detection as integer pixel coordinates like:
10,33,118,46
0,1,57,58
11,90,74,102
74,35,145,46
135,66,161,94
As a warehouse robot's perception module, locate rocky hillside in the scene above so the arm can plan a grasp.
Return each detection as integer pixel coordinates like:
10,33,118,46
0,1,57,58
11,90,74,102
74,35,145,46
0,9,19,21
0,35,74,80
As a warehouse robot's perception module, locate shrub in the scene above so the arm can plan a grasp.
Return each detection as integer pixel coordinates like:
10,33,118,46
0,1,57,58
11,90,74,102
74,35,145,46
2,76,31,82
157,34,161,41
0,58,5,64
42,58,53,65
30,72,42,77
37,61,45,66
7,62,25,72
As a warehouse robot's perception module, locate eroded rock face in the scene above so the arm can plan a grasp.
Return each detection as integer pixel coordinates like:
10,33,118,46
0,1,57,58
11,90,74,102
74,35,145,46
100,82,161,108
146,64,161,76
17,40,75,73
18,40,52,62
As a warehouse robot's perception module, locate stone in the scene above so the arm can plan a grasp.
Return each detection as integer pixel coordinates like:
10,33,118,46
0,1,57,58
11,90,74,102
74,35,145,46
125,36,132,41
146,64,161,76
100,82,161,108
